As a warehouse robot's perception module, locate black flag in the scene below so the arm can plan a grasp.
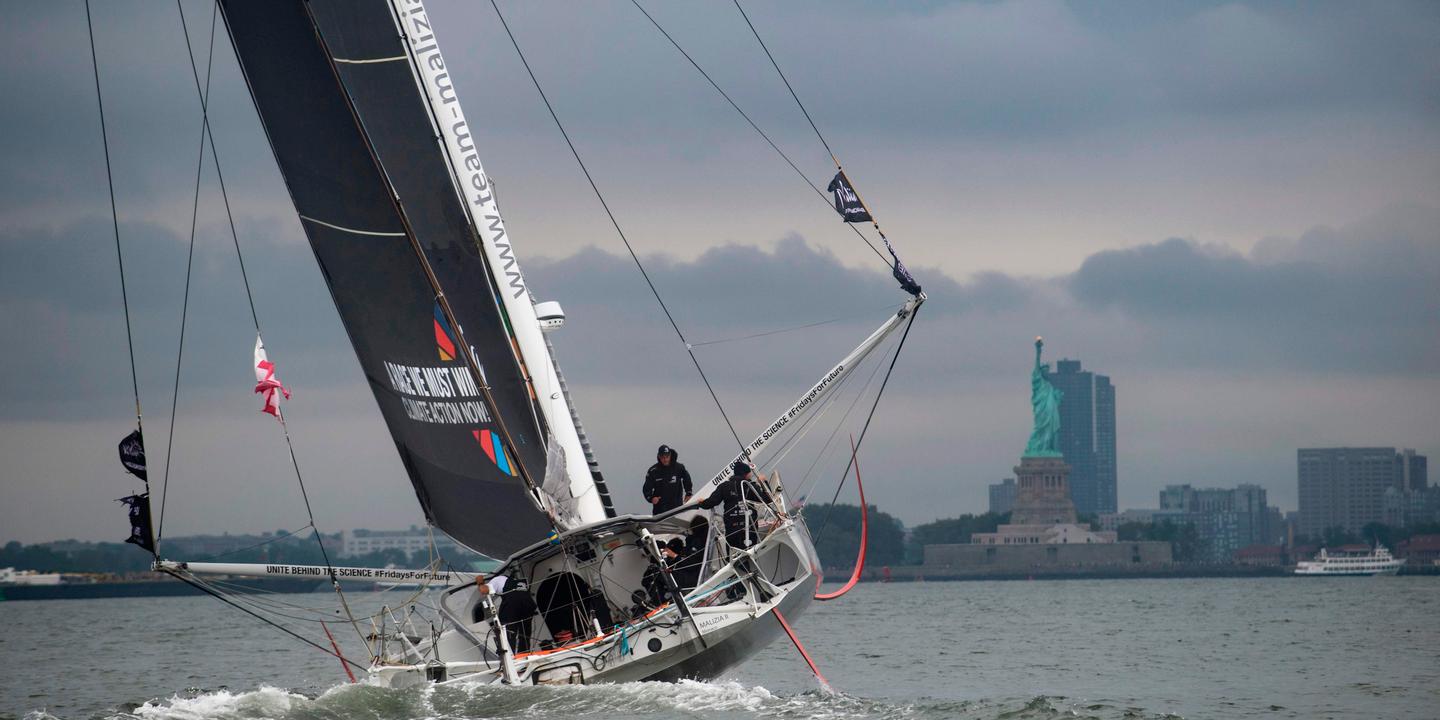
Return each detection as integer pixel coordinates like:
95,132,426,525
118,429,147,481
827,171,872,223
891,256,922,296
119,493,155,554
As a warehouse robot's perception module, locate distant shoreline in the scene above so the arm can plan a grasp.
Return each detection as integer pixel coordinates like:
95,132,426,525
824,564,1440,583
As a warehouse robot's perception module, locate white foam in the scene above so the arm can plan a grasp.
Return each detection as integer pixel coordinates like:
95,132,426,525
132,686,308,720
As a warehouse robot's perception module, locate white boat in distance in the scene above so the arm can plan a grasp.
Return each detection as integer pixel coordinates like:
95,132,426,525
1294,545,1405,576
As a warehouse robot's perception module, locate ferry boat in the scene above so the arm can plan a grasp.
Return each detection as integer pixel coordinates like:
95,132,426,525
1294,545,1405,576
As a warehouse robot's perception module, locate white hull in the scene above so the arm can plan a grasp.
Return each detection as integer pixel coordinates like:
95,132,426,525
369,510,820,687
1294,546,1405,576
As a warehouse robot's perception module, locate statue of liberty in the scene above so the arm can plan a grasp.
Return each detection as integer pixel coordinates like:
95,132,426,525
1024,337,1064,458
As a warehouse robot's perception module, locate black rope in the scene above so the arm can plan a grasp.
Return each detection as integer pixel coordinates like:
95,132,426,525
810,306,920,546
174,3,348,618
176,0,261,333
86,1,148,473
157,0,219,550
194,524,314,562
628,0,888,269
489,0,745,452
160,568,366,672
732,0,836,163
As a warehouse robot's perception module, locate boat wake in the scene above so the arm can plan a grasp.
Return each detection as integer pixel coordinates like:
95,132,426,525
20,681,1183,720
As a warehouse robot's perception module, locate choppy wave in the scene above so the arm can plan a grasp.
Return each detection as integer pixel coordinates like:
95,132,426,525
21,681,1183,720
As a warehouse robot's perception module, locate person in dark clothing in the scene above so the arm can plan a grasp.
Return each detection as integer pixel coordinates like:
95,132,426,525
640,542,680,607
670,520,708,592
699,461,773,550
471,574,538,653
534,571,611,643
497,579,537,653
642,444,692,514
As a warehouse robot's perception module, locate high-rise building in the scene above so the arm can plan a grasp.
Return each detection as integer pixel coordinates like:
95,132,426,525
988,478,1017,515
1156,483,1278,561
1049,359,1117,515
1400,449,1428,491
1297,448,1428,537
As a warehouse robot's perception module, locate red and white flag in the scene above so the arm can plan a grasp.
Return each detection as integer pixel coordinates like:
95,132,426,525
253,334,290,420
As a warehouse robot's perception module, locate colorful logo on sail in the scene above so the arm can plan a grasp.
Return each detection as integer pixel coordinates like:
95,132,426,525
474,429,516,476
434,303,458,362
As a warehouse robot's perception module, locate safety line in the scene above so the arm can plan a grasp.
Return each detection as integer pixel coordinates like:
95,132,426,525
489,0,745,452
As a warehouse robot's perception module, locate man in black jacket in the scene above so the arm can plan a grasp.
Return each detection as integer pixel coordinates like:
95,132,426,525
699,461,773,550
670,517,709,592
642,444,692,514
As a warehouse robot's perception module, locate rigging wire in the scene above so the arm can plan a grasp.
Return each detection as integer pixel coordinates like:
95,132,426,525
157,0,219,550
809,307,921,546
159,568,368,672
783,336,895,500
192,524,315,562
723,0,926,544
488,0,745,453
627,0,888,269
86,1,150,516
174,0,363,648
686,303,901,349
732,0,836,163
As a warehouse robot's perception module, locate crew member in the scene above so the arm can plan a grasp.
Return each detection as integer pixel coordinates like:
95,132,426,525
641,541,681,607
474,574,538,653
671,519,708,592
534,571,612,644
642,444,692,514
699,461,773,550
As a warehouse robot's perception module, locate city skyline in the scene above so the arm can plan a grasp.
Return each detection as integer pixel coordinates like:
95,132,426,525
1298,447,1430,537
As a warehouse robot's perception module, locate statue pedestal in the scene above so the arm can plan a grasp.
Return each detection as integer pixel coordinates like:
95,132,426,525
1011,456,1077,525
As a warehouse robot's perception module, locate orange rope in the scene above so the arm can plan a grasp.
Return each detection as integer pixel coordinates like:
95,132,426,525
773,608,830,690
815,434,866,601
322,623,357,683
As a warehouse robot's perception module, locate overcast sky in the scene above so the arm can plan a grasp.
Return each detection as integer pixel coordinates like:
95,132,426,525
1,0,1437,545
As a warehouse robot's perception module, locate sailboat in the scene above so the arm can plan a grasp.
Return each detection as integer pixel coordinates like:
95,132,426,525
113,0,923,687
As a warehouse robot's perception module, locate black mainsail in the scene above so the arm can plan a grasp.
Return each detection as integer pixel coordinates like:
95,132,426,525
219,0,557,557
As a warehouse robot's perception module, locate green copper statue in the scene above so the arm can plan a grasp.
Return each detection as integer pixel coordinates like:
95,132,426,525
1024,337,1064,458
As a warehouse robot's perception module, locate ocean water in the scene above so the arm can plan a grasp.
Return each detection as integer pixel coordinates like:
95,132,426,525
3,578,1437,720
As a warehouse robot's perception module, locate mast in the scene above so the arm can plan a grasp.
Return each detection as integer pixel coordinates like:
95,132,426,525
386,0,610,524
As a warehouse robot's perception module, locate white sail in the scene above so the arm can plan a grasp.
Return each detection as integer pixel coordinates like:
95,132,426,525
386,0,605,524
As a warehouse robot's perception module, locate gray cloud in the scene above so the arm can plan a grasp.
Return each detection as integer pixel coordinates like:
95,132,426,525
1071,204,1440,374
3,1,1438,543
0,216,354,418
2,206,1437,542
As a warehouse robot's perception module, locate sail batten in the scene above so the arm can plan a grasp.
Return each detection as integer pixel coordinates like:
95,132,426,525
387,0,612,523
218,0,558,558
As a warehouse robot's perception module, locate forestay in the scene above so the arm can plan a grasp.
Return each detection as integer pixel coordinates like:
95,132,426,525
218,0,605,558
